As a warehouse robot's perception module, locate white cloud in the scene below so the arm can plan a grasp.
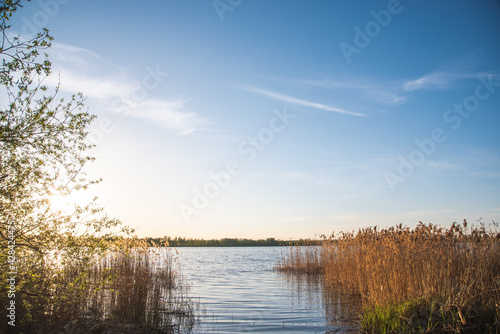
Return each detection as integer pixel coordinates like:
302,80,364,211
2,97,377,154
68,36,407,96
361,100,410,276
263,76,411,108
50,42,102,63
402,71,486,91
403,72,450,91
365,90,410,105
122,98,207,135
45,68,138,100
304,78,411,106
244,86,366,117
276,71,499,108
44,42,206,135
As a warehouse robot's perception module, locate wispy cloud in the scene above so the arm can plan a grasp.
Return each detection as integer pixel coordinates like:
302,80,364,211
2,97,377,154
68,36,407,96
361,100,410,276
427,161,461,170
244,86,366,117
309,78,411,105
365,90,410,105
45,42,206,135
261,76,411,108
45,68,138,100
402,71,490,91
267,70,500,109
122,98,207,135
50,42,102,64
403,72,452,91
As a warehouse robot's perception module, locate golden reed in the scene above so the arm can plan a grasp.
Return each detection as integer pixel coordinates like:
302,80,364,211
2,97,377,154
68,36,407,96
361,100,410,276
277,221,500,332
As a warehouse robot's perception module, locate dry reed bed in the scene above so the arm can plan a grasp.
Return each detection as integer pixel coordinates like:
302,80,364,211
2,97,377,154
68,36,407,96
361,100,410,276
276,221,500,333
82,246,194,333
4,239,195,333
275,245,323,274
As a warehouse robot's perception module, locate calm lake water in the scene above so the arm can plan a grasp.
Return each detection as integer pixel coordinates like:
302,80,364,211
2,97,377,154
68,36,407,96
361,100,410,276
173,247,361,334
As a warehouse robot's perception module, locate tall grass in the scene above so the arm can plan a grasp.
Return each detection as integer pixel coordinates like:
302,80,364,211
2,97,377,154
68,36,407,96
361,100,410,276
1,239,195,333
275,245,322,274
79,245,194,333
276,221,500,333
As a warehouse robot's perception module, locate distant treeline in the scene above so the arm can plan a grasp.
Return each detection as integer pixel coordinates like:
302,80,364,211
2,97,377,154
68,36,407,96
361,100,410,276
143,237,322,247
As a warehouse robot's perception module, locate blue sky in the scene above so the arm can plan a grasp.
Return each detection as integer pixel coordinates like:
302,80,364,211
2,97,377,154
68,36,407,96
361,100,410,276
11,0,500,238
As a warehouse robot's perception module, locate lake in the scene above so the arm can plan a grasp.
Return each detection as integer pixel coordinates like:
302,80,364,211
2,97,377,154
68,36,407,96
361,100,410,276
173,247,361,334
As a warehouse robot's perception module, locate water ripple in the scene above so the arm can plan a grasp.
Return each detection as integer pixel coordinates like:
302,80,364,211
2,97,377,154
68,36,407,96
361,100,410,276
173,247,361,334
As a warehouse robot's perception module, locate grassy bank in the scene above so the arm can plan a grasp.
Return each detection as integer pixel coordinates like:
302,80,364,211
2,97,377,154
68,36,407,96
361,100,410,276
276,221,500,333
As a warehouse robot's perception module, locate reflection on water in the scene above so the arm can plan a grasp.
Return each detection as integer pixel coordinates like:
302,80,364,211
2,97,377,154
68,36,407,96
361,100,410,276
173,247,361,333
277,273,362,332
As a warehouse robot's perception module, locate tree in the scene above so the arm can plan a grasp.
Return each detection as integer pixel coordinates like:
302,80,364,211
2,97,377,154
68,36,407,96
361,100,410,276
0,1,131,330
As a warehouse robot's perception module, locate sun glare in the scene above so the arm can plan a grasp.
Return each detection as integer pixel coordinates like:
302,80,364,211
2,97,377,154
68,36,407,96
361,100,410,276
49,194,73,215
49,191,94,215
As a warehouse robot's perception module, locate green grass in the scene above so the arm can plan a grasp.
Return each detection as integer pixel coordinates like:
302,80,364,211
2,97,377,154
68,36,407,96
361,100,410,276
362,296,500,334
362,298,440,334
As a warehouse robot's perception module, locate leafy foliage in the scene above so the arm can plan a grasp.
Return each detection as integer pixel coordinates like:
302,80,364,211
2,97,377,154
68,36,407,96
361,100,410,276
0,2,132,332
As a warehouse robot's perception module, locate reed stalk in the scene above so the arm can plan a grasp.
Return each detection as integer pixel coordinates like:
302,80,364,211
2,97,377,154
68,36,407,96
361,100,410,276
277,220,500,333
